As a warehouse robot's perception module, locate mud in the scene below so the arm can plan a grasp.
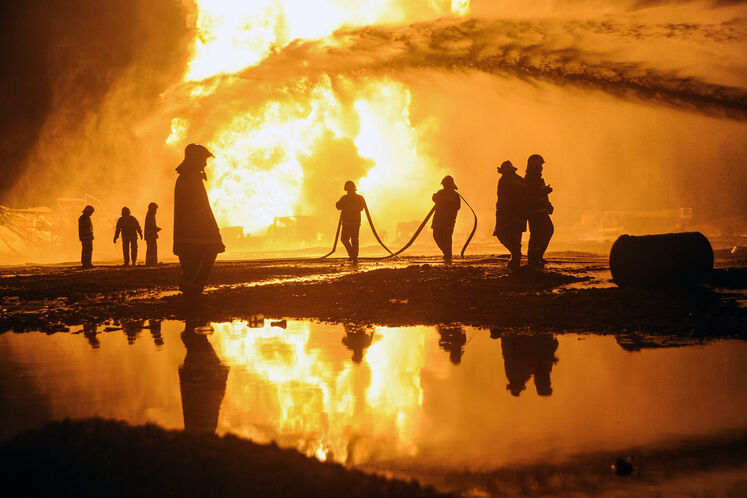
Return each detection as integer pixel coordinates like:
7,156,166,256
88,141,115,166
0,419,445,497
1,256,745,339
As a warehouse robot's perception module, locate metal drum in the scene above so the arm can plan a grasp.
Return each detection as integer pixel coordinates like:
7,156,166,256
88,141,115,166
609,232,713,288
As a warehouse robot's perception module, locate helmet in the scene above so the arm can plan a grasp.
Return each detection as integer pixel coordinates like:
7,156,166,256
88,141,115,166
82,205,95,215
184,143,214,161
497,160,517,173
441,175,458,189
527,154,545,168
148,202,158,210
344,180,356,192
121,206,130,216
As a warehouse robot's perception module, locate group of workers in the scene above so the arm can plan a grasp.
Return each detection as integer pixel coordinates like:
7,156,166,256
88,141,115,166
77,143,554,297
77,203,162,268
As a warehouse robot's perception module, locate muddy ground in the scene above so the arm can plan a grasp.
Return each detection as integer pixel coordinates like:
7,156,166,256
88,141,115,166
1,254,745,340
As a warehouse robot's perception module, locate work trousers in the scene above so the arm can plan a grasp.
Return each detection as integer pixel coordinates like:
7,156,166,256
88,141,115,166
495,227,523,268
145,239,158,266
341,224,360,260
178,249,217,296
81,239,93,267
432,226,454,260
122,238,138,265
527,214,554,263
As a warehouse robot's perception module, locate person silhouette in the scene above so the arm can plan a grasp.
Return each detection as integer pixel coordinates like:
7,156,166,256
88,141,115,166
335,181,366,261
173,144,225,298
342,323,374,364
179,321,229,433
122,320,145,345
432,175,461,262
78,205,95,268
524,154,554,268
144,202,162,266
114,207,143,266
497,332,559,396
494,161,528,270
436,324,467,365
148,319,163,346
82,321,100,349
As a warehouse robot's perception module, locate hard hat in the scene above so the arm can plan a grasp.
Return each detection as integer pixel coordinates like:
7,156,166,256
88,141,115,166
121,206,130,216
344,180,356,192
441,175,458,189
184,143,214,161
82,205,94,214
497,160,517,173
527,154,545,167
148,202,158,210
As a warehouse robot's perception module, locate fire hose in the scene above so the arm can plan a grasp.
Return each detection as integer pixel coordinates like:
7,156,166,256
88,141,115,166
319,193,477,259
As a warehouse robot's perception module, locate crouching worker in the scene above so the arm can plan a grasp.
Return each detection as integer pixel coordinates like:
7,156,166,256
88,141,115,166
114,207,143,265
432,175,461,262
335,180,366,261
174,143,225,298
494,161,527,270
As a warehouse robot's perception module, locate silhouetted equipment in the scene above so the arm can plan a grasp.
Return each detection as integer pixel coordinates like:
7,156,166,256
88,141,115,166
179,323,229,433
609,232,713,288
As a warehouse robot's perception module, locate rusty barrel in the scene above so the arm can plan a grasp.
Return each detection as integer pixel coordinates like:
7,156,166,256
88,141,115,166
609,232,713,288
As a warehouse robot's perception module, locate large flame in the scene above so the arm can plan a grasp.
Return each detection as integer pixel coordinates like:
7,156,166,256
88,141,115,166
185,0,470,81
210,321,427,463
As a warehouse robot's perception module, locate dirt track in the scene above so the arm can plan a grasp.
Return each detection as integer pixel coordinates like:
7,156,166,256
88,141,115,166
1,256,745,338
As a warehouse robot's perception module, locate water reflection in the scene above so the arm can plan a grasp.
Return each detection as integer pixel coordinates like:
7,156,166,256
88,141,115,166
341,323,374,364
490,329,558,396
179,321,229,433
1,321,746,494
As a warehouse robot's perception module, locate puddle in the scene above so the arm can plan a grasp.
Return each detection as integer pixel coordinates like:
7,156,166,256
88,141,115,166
1,321,745,495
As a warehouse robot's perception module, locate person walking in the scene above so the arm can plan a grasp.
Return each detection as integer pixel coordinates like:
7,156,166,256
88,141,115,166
524,154,554,268
78,205,95,268
432,175,461,262
144,202,161,266
173,143,225,298
114,206,143,266
335,180,366,261
494,160,528,270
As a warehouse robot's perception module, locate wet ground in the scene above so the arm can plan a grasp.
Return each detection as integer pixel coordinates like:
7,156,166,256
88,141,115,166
0,253,745,495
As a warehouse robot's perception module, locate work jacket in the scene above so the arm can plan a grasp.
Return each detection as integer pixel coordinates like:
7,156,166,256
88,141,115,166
173,167,222,254
494,171,528,233
78,214,93,241
115,215,142,241
432,188,461,230
335,193,366,225
144,211,160,241
524,172,553,217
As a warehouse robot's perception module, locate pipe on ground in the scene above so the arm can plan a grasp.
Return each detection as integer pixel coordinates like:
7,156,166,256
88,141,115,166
609,232,713,288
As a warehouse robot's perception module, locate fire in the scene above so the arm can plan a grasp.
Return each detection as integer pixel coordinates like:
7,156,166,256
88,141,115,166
185,0,471,82
209,321,426,464
174,0,468,237
202,77,440,235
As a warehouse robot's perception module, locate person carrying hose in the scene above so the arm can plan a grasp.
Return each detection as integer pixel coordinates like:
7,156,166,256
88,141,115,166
494,160,528,270
524,154,554,268
335,180,366,261
432,175,461,262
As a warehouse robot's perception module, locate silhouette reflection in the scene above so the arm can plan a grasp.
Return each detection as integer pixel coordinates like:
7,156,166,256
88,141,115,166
148,319,163,347
436,325,467,365
122,320,145,345
82,322,100,349
179,321,229,433
342,323,374,364
492,330,558,396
